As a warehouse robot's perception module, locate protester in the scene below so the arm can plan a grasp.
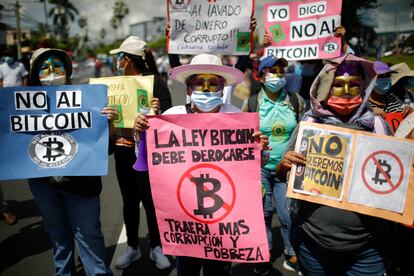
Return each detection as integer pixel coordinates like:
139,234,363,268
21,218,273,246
368,61,413,119
0,183,17,225
134,53,269,276
0,50,28,87
28,47,113,276
277,54,391,275
394,113,414,275
242,55,305,275
389,62,414,105
108,36,173,270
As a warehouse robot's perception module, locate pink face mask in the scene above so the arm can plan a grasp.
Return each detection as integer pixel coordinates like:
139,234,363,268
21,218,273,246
326,95,363,116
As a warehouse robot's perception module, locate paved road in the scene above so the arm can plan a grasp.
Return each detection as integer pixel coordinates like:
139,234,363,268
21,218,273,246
0,67,298,276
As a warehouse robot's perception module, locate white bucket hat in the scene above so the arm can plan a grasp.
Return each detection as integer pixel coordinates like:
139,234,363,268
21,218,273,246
169,54,244,86
390,62,414,85
109,36,147,57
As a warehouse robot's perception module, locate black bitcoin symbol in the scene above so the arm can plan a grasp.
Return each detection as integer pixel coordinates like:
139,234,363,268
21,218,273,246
192,174,224,219
326,44,335,52
372,159,391,185
42,138,64,161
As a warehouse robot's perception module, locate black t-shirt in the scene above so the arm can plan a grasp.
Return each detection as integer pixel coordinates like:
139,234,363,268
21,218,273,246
32,176,103,198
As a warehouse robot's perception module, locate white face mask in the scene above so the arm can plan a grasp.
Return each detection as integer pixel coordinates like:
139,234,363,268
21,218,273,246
40,73,66,86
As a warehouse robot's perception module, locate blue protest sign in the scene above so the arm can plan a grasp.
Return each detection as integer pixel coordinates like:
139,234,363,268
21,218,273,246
0,84,109,180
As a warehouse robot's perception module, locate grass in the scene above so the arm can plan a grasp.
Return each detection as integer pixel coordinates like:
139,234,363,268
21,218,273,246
365,55,414,69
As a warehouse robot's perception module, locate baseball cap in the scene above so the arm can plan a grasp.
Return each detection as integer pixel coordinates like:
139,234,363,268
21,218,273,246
109,36,147,57
258,56,288,73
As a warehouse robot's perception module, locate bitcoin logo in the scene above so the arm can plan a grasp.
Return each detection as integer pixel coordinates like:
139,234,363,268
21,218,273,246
272,124,285,138
192,174,224,219
42,138,65,161
177,164,236,224
323,42,339,54
29,133,77,168
169,0,191,11
361,151,404,195
371,159,391,185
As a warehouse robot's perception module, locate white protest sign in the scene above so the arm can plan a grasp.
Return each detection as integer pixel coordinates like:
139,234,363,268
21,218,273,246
168,0,254,55
348,135,414,213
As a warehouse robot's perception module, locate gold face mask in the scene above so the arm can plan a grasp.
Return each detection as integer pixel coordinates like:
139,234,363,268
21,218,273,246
330,75,362,97
187,74,225,92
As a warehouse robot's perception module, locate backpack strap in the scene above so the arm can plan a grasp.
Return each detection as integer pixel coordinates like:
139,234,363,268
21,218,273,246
247,93,259,112
287,91,300,122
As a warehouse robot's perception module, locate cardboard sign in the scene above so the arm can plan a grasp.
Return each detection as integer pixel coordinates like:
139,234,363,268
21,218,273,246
90,75,154,128
146,112,269,262
168,0,254,55
288,122,414,224
0,84,109,180
264,0,342,60
385,112,404,133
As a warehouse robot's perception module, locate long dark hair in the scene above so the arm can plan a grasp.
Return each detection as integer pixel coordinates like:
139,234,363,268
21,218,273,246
125,48,159,76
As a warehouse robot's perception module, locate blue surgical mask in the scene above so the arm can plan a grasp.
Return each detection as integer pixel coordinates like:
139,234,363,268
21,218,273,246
4,56,14,65
190,90,222,112
374,78,392,95
265,76,287,93
116,59,126,75
405,77,414,90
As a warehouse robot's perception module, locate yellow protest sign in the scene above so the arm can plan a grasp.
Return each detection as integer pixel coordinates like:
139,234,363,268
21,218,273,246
90,75,154,128
303,134,348,199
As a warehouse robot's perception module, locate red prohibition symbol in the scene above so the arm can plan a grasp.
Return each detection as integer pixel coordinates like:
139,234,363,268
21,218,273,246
177,163,236,224
361,150,404,195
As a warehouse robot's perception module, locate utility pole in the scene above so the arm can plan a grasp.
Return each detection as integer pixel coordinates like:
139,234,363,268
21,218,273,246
14,1,22,60
42,0,48,33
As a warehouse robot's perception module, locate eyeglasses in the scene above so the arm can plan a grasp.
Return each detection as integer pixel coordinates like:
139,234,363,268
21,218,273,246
187,75,225,92
330,76,362,97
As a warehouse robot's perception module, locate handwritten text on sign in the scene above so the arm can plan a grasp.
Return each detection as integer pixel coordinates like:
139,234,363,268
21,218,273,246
288,122,414,225
168,0,254,55
147,113,269,262
264,0,342,60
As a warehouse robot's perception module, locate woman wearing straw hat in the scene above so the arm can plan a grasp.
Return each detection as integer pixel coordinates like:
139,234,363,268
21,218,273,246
368,61,413,119
135,53,269,276
389,62,414,106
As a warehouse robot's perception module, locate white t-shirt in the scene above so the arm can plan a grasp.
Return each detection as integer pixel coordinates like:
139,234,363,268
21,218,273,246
395,112,414,138
163,103,240,115
0,61,28,87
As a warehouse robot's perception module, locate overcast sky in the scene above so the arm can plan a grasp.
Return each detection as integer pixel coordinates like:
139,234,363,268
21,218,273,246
2,0,413,43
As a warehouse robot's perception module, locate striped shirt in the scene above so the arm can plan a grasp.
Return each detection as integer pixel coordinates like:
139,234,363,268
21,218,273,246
369,93,403,113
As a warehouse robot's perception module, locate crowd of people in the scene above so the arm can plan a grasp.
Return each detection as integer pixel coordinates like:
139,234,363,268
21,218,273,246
1,19,414,276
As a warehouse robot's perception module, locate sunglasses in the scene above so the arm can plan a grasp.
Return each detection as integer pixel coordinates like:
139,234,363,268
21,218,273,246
187,76,225,92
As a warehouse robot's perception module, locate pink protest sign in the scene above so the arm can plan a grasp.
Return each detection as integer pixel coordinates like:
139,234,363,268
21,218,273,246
146,112,269,262
264,0,342,60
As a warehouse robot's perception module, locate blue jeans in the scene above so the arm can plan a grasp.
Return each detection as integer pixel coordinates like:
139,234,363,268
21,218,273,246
262,168,295,256
29,180,112,276
297,230,385,276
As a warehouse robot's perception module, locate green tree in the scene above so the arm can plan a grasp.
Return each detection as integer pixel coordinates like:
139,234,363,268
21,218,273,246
48,0,79,40
111,0,129,38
